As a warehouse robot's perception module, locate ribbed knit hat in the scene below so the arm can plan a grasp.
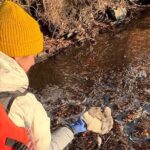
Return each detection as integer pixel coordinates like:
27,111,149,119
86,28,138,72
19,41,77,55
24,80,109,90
0,0,43,57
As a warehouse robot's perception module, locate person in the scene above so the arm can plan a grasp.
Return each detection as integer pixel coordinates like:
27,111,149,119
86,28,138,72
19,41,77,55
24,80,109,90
0,1,87,149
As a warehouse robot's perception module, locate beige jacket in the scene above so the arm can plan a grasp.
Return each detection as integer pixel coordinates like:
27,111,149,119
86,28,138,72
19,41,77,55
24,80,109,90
0,51,74,150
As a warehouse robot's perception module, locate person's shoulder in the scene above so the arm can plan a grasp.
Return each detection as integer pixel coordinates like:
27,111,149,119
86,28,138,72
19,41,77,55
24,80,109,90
9,92,43,127
15,92,39,106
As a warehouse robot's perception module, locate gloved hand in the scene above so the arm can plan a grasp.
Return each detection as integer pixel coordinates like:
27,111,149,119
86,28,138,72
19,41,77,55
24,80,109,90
69,117,87,134
82,107,113,134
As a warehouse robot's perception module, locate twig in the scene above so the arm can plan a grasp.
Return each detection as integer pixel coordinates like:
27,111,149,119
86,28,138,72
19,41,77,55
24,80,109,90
102,134,112,148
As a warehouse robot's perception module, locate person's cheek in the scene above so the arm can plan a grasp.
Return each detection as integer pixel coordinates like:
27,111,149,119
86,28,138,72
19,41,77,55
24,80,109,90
23,63,31,73
23,57,35,72
27,57,35,72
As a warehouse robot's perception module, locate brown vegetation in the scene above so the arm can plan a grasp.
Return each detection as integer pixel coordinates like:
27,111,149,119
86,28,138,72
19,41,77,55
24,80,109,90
12,0,128,35
3,0,149,58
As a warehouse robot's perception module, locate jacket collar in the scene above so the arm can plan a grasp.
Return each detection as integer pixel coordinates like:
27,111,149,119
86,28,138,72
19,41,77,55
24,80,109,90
0,51,29,93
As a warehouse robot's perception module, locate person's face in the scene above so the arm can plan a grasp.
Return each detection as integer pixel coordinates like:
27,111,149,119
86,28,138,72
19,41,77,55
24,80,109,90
14,55,36,73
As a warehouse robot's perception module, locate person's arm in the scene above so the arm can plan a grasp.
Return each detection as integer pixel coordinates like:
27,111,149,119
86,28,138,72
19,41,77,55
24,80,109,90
9,93,86,150
8,93,51,150
50,127,74,150
23,93,74,150
50,117,86,150
31,100,51,150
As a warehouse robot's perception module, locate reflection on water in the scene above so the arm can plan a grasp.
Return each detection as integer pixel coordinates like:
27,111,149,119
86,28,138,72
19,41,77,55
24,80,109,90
29,11,150,92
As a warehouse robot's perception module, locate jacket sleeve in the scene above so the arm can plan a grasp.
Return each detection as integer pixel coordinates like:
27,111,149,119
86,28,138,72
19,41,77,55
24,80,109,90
8,93,51,150
31,95,74,150
50,127,74,150
9,93,74,150
31,98,51,150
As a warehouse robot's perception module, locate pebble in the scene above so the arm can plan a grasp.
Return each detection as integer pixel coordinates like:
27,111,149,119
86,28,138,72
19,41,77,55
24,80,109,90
113,7,127,21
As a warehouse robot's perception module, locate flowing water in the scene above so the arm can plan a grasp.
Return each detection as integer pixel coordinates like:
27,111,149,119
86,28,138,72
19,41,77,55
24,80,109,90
29,10,150,150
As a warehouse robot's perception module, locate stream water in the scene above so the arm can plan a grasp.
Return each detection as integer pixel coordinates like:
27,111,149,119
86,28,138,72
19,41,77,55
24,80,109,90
29,10,150,150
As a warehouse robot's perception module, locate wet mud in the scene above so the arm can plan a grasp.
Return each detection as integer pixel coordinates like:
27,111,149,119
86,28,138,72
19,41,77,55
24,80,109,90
28,10,150,150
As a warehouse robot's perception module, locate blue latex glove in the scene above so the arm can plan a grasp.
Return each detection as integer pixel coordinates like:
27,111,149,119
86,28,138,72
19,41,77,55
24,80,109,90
69,117,87,134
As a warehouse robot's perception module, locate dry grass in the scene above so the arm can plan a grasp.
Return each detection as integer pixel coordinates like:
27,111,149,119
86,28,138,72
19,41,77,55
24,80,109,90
9,0,127,25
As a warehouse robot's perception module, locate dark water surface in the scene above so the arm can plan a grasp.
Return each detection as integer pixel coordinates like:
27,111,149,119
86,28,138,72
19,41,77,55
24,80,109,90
29,10,150,150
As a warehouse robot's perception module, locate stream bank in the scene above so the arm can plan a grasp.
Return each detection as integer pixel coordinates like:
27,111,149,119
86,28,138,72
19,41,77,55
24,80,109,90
9,0,150,61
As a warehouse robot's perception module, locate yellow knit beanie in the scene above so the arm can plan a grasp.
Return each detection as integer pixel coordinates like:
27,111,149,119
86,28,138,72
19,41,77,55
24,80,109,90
0,0,43,57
